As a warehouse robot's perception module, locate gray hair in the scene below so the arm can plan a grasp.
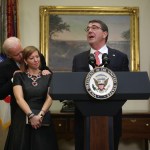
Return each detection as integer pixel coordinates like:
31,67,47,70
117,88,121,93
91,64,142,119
3,37,22,55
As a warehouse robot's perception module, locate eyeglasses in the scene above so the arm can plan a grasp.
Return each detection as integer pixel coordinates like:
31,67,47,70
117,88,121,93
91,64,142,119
84,25,102,32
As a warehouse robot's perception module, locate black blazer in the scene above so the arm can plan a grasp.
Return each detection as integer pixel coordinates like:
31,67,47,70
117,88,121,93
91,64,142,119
72,47,129,72
0,53,50,119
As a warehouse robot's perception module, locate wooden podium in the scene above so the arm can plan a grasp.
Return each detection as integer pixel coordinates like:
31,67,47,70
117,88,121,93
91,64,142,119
50,72,150,150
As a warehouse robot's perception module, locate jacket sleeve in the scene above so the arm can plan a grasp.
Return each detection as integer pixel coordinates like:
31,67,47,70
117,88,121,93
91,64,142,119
0,79,13,100
0,63,13,99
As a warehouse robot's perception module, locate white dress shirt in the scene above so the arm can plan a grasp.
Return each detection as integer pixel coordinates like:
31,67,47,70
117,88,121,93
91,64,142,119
89,45,108,70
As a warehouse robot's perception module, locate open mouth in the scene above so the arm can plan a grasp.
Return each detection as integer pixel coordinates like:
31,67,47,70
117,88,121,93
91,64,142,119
88,35,95,40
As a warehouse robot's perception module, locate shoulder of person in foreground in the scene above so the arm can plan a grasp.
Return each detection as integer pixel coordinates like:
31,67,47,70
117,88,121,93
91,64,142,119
0,57,11,68
108,47,129,71
13,72,25,86
73,50,90,60
108,47,128,58
72,50,90,66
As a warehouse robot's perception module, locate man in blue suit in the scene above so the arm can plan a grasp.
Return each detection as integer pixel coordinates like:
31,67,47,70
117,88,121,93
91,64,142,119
72,19,129,150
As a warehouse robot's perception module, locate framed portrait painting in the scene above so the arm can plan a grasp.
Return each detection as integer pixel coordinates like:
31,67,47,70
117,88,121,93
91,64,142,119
40,6,139,72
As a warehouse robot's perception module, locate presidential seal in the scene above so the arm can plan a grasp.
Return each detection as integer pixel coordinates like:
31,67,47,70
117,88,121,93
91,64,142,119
85,67,117,100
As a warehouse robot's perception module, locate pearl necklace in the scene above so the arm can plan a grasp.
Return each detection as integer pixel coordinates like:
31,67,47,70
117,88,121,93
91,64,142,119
26,72,41,86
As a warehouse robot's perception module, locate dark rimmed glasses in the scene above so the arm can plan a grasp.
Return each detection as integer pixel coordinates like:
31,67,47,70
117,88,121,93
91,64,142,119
84,25,102,32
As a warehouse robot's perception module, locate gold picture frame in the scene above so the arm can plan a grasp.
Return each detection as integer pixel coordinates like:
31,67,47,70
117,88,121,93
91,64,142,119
40,6,139,72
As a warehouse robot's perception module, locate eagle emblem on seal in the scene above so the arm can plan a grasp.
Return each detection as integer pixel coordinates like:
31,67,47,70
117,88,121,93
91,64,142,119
93,77,109,91
85,67,117,100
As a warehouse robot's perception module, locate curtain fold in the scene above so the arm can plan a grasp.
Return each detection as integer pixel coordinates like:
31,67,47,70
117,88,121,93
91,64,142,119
0,0,7,53
7,0,18,37
0,0,19,53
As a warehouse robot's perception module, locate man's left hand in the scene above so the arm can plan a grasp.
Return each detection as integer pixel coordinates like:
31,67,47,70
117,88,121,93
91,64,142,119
41,70,51,75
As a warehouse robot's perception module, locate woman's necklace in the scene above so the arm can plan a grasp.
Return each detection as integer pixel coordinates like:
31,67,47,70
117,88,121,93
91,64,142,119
26,71,41,86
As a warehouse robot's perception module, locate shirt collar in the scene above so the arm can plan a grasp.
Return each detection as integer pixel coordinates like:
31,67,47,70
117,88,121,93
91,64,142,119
90,45,108,54
16,62,20,68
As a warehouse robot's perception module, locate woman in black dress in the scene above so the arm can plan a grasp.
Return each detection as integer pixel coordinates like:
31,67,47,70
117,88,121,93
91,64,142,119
4,46,58,150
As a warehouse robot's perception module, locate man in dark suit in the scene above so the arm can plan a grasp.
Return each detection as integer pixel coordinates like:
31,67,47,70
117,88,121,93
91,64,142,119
72,19,129,150
0,37,50,120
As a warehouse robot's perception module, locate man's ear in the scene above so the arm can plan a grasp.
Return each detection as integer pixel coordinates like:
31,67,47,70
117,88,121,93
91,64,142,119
103,31,108,39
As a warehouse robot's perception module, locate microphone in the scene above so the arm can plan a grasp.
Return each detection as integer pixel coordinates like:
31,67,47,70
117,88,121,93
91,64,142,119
88,53,96,68
102,53,110,67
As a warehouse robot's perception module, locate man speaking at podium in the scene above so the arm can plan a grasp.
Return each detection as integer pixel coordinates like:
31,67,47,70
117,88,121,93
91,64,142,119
72,19,129,150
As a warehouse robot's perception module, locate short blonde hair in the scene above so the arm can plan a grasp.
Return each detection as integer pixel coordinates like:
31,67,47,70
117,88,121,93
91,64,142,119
3,37,22,55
